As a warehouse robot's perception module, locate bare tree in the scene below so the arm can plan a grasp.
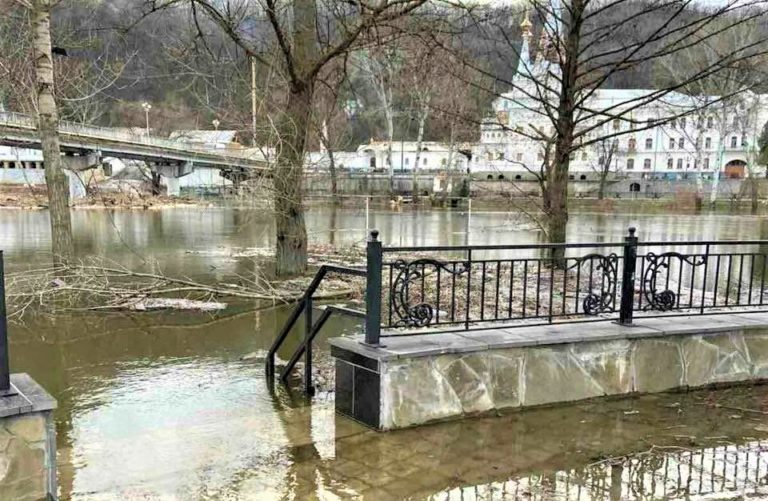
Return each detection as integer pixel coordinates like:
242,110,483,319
356,44,401,193
141,0,428,275
456,0,768,263
10,0,74,265
590,138,618,200
656,17,768,206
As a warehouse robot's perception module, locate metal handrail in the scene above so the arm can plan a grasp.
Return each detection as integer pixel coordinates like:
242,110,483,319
265,264,365,394
279,305,365,385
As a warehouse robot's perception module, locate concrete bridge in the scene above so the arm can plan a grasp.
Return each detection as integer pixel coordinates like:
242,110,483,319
0,112,269,196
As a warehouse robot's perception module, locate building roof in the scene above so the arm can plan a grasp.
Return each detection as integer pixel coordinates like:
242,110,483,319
356,141,451,153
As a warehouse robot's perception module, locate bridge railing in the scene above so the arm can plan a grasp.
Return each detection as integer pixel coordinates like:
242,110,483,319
0,111,267,163
361,228,768,342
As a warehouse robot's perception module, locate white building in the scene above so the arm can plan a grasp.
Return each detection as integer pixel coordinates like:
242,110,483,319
472,11,768,182
0,147,45,185
307,141,469,173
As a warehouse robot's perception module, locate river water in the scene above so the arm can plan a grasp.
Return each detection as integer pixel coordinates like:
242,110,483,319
3,206,768,500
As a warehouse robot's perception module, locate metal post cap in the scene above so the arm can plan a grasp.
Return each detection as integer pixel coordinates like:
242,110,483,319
370,229,379,241
628,227,636,236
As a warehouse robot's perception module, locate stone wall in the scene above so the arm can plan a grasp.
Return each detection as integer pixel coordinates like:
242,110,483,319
331,313,768,430
0,374,57,500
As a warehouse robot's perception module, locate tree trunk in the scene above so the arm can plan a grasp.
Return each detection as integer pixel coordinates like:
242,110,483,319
386,109,394,194
546,0,584,267
274,82,312,277
271,0,318,277
413,113,428,201
546,150,570,267
151,172,162,196
598,170,606,200
32,1,74,266
327,146,339,204
320,126,339,204
751,176,759,213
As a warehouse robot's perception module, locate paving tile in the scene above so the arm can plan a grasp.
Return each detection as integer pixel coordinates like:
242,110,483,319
458,329,538,349
633,314,744,335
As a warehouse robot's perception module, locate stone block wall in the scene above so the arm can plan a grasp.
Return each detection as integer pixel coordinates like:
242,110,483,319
0,411,55,500
0,374,58,500
332,315,768,430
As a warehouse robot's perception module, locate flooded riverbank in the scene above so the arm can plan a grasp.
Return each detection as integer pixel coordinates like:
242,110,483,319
4,206,768,499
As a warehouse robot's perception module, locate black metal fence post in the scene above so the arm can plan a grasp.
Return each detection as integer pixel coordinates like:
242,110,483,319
619,227,638,325
364,230,383,346
0,252,11,395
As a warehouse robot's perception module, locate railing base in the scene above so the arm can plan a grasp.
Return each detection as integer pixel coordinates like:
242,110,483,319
359,341,387,348
0,387,18,397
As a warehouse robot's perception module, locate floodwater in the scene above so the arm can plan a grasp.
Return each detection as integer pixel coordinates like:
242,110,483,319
3,205,768,500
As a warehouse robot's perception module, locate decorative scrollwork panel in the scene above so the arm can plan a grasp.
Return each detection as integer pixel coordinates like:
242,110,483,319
641,252,706,311
389,259,469,328
569,253,619,315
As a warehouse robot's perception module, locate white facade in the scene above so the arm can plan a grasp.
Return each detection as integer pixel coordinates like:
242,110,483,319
307,141,468,173
471,12,768,181
0,147,45,185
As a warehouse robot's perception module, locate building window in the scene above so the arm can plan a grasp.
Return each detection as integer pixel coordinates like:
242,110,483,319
516,152,523,161
731,136,737,148
706,117,713,128
670,119,677,129
626,158,634,170
423,158,428,165
628,138,636,151
598,156,605,165
680,117,686,129
704,158,710,169
669,138,675,149
645,138,653,150
644,159,652,169
677,158,683,170
405,158,409,166
580,174,587,180
678,138,684,149
612,119,620,131
581,151,587,160
705,137,711,149
732,116,739,128
538,151,544,160
667,158,673,169
742,135,748,147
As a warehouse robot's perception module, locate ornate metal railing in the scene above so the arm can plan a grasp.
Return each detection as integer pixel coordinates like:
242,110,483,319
360,228,768,343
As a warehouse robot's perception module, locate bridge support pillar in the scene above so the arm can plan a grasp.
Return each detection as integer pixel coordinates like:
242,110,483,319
65,171,86,201
149,162,193,197
60,152,102,201
165,177,181,197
